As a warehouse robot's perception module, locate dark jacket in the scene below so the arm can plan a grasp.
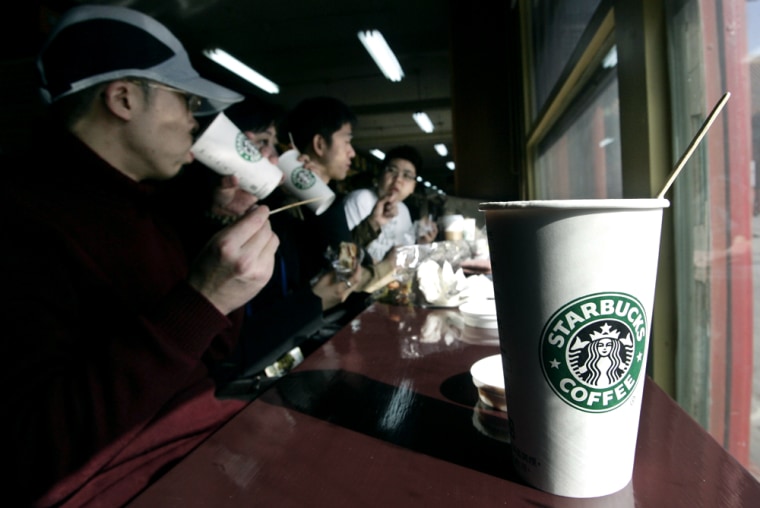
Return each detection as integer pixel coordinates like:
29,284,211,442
0,132,246,507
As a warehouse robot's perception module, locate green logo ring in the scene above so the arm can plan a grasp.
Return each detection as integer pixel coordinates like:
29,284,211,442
539,292,648,413
290,167,316,190
235,132,263,162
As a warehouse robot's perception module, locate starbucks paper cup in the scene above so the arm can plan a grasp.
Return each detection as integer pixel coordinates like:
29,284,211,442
480,198,669,498
277,149,335,215
191,112,283,199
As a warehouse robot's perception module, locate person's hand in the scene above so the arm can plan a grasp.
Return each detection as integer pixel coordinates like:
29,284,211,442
210,174,260,220
367,192,399,232
297,153,315,171
188,205,280,315
416,217,438,244
382,246,398,266
311,268,361,311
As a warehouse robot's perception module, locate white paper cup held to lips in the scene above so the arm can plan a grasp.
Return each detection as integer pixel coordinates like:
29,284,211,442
277,149,335,215
480,198,669,498
191,112,283,199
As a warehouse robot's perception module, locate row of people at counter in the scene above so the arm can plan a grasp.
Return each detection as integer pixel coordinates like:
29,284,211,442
1,5,487,507
208,100,442,391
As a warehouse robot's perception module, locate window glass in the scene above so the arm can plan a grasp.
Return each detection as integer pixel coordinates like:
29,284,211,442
534,60,621,199
666,0,756,470
530,0,602,117
747,0,760,476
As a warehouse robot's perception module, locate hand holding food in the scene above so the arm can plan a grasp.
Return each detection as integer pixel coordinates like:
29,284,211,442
336,241,359,273
312,268,360,310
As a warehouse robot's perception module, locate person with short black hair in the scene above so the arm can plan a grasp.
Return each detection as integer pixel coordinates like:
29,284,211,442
278,96,362,278
285,96,358,185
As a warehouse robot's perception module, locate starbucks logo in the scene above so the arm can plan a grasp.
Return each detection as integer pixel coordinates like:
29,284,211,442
540,292,647,413
235,133,263,162
290,167,316,190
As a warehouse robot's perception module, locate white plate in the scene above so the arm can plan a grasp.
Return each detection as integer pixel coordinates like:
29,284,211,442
470,354,507,412
459,299,498,329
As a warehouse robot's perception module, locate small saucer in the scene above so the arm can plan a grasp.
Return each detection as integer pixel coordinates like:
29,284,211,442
470,354,506,412
459,299,498,329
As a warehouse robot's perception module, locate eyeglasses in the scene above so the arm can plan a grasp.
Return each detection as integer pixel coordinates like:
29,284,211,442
384,165,416,181
129,79,203,113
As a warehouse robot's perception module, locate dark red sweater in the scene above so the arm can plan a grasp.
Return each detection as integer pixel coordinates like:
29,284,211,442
0,133,247,506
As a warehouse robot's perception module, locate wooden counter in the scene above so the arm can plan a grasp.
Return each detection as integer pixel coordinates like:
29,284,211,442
129,303,760,507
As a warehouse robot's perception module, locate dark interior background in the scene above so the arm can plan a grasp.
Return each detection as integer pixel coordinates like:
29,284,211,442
1,1,522,205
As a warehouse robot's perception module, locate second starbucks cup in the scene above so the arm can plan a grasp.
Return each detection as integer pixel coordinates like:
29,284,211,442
277,149,335,215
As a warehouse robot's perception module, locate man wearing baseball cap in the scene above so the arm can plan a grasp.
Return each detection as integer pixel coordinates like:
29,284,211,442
1,5,278,506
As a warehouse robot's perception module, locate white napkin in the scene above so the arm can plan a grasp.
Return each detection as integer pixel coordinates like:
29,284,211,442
417,260,468,306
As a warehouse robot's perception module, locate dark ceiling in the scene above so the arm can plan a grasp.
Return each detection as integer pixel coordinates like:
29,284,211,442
44,0,455,193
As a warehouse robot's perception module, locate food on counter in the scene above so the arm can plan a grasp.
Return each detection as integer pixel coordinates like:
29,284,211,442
374,278,414,306
337,241,358,271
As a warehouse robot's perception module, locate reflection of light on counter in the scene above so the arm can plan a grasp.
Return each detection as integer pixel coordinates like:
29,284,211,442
379,379,415,432
401,311,465,358
457,325,499,346
472,400,509,443
420,311,463,344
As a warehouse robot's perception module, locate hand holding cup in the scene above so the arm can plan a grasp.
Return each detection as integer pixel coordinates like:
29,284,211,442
188,205,280,315
209,174,260,221
277,150,335,215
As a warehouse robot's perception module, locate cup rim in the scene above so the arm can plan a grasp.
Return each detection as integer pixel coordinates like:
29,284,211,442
479,198,670,211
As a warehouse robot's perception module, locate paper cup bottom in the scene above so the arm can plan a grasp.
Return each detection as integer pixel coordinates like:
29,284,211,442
506,363,644,497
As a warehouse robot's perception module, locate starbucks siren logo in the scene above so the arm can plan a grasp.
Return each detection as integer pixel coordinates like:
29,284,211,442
540,292,648,413
235,133,263,162
290,167,316,190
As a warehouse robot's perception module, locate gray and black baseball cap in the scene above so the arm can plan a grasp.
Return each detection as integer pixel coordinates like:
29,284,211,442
37,5,243,115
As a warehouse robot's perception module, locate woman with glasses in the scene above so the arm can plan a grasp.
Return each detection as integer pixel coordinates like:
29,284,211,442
344,145,438,263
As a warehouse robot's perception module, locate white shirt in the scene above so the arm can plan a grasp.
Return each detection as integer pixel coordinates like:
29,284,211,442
344,188,415,262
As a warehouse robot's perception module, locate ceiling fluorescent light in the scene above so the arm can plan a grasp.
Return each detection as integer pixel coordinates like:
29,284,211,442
413,112,434,133
370,149,386,160
434,143,448,156
203,48,280,94
446,161,455,170
357,30,404,82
